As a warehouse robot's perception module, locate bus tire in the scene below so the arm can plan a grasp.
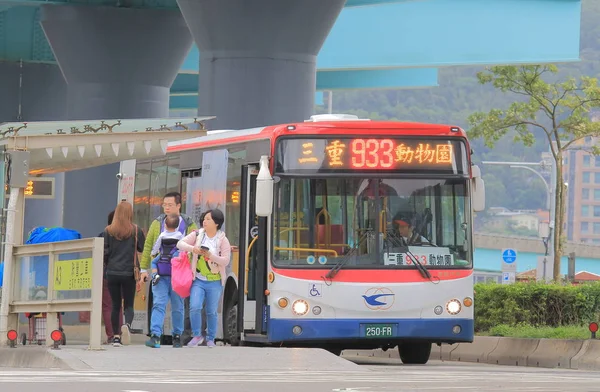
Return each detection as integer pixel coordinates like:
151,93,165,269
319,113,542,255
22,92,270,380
223,296,240,346
398,342,431,365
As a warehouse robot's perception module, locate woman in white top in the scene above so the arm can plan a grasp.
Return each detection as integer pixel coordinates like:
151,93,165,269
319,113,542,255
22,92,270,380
177,209,231,348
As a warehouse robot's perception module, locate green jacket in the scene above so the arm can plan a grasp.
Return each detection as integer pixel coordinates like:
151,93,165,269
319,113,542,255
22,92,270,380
140,213,198,271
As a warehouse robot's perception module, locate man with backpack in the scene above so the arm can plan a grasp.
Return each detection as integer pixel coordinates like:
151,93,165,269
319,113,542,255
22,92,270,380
140,192,197,348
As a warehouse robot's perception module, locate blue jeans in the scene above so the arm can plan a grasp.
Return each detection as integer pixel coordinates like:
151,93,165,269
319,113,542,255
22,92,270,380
151,255,159,272
150,275,184,337
190,279,223,341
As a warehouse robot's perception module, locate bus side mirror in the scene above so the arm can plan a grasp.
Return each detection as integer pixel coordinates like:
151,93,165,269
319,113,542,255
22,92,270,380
255,155,273,217
471,165,485,212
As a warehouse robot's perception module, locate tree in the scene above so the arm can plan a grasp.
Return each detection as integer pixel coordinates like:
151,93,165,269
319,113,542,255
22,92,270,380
467,65,600,281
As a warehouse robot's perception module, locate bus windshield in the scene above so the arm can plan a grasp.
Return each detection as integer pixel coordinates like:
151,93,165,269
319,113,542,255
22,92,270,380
273,177,471,269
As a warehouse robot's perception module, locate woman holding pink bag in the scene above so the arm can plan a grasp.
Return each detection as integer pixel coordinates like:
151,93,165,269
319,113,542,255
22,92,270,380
177,209,231,348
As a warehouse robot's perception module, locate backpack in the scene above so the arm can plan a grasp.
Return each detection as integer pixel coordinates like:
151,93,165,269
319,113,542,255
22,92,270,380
155,215,189,276
155,237,180,276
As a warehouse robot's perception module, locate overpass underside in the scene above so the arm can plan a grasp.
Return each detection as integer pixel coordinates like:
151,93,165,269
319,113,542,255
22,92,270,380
0,0,584,235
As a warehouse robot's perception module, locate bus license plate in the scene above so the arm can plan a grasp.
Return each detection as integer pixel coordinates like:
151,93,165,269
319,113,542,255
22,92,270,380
363,324,394,338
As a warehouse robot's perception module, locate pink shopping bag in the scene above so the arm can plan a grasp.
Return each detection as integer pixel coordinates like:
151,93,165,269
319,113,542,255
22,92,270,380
171,251,192,298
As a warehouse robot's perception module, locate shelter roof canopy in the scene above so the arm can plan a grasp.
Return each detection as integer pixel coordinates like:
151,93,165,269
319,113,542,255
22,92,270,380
0,117,214,175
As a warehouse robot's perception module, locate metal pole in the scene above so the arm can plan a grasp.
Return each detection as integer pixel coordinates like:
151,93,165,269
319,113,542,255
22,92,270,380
0,187,21,346
548,152,557,280
327,90,333,114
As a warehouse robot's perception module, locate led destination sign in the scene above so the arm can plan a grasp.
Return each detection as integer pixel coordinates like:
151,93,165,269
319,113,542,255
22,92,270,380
275,137,467,175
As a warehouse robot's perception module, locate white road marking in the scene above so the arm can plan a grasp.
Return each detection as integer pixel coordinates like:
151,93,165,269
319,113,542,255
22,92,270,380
332,388,372,391
0,368,598,387
122,390,151,392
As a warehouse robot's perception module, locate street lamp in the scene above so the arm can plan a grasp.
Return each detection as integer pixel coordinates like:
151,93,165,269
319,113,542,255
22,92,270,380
508,165,551,210
481,160,556,281
481,161,551,210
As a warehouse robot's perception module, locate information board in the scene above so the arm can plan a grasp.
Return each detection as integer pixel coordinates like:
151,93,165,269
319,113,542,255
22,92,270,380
54,258,93,291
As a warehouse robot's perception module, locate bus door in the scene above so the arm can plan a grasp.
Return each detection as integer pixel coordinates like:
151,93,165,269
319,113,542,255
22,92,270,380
237,164,268,340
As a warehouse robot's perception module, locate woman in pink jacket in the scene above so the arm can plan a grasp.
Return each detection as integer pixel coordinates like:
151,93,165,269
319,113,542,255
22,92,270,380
177,209,231,348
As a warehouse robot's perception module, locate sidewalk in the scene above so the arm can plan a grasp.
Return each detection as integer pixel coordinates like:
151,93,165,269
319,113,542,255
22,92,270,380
3,344,361,372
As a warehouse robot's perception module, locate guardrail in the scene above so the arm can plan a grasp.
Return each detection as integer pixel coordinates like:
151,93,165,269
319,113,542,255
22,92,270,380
4,238,103,349
343,336,600,370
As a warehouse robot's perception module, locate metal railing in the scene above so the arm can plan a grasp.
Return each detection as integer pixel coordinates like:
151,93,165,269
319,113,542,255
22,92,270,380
5,237,103,349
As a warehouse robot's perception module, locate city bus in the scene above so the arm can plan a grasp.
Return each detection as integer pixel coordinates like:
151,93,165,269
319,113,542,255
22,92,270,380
128,114,485,364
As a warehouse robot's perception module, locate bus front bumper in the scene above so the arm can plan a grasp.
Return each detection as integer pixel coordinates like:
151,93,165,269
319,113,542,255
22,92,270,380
267,317,474,343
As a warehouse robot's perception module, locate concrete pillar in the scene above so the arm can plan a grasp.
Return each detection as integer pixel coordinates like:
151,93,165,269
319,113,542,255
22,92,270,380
177,0,345,129
0,61,67,239
41,5,193,237
0,61,67,122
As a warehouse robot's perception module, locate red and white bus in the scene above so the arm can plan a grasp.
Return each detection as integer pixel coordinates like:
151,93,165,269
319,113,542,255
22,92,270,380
131,114,485,364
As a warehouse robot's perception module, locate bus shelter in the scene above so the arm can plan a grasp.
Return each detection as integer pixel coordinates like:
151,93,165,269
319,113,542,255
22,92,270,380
0,117,212,348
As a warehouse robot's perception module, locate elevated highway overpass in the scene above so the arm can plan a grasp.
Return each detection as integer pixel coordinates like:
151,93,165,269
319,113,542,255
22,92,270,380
0,0,584,254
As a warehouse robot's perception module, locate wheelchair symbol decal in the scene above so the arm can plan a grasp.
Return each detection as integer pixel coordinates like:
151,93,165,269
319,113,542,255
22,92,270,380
309,283,322,297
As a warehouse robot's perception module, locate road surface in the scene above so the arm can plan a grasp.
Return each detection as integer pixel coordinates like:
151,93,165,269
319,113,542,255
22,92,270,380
1,358,598,391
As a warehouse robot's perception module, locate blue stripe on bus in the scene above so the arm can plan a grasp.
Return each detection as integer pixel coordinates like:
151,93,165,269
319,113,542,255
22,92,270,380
267,318,474,342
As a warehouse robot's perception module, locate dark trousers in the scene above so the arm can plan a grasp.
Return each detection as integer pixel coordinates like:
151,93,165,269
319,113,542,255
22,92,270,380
102,277,122,340
106,274,136,335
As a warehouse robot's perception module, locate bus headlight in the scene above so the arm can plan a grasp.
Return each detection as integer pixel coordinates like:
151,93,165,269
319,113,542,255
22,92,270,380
446,299,462,315
292,300,309,316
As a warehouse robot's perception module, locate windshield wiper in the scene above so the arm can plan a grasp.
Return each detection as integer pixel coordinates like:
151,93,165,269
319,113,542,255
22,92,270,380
323,230,370,282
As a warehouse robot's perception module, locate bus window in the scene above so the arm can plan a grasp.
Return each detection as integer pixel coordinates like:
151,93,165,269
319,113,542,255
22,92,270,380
273,177,471,269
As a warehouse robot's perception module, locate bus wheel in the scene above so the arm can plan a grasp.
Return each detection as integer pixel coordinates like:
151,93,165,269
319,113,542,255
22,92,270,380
398,342,432,365
223,299,240,346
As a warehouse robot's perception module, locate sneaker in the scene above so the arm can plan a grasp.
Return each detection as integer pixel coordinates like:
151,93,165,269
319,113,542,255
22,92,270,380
121,324,131,346
186,336,204,347
112,336,122,347
206,340,216,348
145,335,161,348
152,273,161,286
173,334,182,348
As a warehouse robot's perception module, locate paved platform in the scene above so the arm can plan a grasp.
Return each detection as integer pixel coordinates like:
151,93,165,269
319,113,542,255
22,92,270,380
2,344,361,372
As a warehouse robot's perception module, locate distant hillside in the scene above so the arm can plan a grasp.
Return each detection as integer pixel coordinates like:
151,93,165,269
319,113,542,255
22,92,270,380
319,0,600,212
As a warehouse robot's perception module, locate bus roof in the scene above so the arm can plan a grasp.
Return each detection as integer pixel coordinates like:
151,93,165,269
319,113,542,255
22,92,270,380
168,117,467,153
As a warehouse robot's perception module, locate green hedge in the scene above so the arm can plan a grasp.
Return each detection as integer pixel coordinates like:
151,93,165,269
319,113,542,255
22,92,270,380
474,282,600,332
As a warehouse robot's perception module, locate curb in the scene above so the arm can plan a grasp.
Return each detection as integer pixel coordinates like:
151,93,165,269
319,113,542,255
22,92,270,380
344,336,600,370
0,346,71,369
